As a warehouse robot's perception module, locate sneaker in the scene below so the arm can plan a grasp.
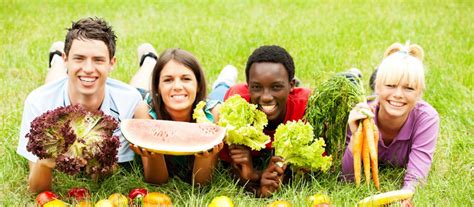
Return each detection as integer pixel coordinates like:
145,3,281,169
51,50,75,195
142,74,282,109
49,41,64,68
212,65,238,89
137,43,158,67
348,68,362,78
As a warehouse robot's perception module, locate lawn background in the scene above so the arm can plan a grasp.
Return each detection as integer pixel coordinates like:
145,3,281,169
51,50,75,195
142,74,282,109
1,0,472,206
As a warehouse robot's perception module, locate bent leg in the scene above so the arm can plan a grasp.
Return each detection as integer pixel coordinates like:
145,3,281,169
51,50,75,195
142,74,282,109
129,43,158,91
44,42,67,84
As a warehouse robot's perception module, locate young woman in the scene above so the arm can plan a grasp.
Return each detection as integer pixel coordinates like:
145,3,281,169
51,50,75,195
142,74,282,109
342,42,439,206
129,46,230,185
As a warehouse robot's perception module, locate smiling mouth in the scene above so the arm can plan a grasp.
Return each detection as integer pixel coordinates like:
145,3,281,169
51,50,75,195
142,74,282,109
79,76,98,83
171,94,188,101
388,100,406,107
259,105,277,114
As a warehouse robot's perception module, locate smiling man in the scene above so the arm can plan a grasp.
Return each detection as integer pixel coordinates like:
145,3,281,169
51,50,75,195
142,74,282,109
16,17,142,193
219,45,311,197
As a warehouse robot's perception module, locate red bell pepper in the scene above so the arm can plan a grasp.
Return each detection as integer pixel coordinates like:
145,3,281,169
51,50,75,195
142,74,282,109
67,187,90,201
36,191,59,207
129,188,148,207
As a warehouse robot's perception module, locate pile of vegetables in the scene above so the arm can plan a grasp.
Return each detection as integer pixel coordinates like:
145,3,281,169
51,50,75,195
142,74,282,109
304,73,364,165
194,95,270,150
26,104,120,176
36,188,172,207
273,120,332,172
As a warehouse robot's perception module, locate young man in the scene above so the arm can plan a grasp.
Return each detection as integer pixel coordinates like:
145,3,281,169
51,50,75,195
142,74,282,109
16,17,142,193
219,45,311,197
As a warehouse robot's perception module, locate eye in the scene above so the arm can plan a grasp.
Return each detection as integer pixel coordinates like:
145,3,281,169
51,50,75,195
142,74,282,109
272,85,284,90
404,86,415,91
385,84,396,88
250,84,262,90
161,78,172,83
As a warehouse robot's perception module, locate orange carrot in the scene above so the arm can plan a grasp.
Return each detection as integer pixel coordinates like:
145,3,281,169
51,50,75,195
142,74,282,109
372,119,379,155
371,119,380,190
352,124,363,186
363,118,380,190
362,121,371,186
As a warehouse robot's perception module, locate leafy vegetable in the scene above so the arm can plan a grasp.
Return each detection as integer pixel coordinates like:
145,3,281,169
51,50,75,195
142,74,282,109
273,120,332,172
193,101,212,123
304,74,364,165
217,95,270,150
26,104,120,176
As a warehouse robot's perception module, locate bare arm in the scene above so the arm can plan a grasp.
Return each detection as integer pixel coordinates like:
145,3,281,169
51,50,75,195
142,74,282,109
28,159,55,193
132,102,169,184
192,143,224,186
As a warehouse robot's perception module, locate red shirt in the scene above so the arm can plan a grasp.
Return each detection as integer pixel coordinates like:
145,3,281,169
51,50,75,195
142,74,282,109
220,83,311,162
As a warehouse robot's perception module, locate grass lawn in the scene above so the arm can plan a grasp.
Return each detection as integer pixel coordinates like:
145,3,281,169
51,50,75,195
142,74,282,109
1,0,472,206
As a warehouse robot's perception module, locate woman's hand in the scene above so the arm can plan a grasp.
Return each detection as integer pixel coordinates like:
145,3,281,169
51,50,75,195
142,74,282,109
347,102,376,152
259,156,287,198
130,144,161,158
195,142,224,158
401,199,414,207
229,145,259,182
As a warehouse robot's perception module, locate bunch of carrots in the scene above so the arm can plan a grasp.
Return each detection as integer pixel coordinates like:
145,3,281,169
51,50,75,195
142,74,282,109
352,116,380,190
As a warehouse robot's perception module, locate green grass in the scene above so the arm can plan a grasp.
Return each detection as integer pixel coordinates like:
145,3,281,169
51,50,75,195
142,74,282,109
1,0,473,206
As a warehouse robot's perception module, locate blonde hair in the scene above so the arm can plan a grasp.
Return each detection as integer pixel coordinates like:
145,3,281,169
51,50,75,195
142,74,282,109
375,42,426,92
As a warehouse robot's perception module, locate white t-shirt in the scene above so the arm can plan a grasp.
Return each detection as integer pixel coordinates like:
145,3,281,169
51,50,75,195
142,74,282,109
17,77,141,163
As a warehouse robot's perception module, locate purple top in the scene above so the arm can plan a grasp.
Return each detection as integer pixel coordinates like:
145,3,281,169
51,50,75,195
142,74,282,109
341,100,439,191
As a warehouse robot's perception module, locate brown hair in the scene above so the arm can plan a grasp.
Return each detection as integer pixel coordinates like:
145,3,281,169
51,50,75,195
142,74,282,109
64,17,117,59
150,48,207,121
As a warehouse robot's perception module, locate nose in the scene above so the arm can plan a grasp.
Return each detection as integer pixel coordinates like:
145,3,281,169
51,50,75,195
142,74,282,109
260,88,273,103
172,79,184,90
393,86,403,98
83,59,94,73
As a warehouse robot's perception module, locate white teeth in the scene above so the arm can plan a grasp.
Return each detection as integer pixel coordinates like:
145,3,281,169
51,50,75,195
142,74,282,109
389,101,404,107
79,77,96,82
171,95,187,101
261,105,276,113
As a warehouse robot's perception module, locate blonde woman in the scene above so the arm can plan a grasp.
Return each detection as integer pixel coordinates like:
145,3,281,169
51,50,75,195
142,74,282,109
342,42,439,206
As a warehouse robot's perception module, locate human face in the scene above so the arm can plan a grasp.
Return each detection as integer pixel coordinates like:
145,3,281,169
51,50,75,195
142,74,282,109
376,79,422,120
159,60,198,118
248,62,294,125
65,39,115,99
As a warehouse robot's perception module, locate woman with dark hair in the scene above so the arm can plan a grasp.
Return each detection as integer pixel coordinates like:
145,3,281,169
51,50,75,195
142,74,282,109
129,44,236,185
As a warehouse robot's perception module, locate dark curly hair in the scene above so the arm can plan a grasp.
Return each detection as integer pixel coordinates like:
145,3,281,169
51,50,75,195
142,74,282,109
245,45,295,82
64,17,117,59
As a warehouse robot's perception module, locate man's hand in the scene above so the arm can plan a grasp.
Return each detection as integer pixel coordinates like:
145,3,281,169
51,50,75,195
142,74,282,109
259,156,286,198
229,145,259,182
37,158,56,169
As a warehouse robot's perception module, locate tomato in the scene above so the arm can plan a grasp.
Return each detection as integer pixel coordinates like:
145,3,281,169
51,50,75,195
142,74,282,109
267,200,292,207
67,187,90,201
143,192,172,207
208,196,234,207
43,199,68,207
108,193,129,207
129,188,148,199
36,191,59,206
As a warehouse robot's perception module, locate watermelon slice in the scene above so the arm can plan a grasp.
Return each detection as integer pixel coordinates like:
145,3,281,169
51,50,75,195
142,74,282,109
121,119,226,155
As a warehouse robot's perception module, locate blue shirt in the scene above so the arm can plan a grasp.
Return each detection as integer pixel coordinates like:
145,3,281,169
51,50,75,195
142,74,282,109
17,77,142,163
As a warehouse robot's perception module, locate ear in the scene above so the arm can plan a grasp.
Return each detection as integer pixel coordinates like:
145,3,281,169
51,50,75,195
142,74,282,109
289,78,296,89
109,56,117,71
